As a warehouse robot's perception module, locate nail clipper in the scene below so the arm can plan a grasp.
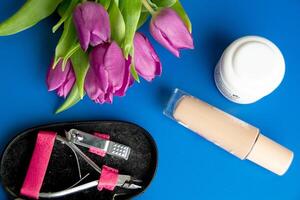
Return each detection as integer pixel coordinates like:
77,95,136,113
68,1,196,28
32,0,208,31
66,129,131,160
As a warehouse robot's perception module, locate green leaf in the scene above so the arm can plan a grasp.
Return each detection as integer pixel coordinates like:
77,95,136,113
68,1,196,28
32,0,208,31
58,0,71,17
98,0,112,9
53,16,77,67
172,0,192,33
141,6,148,12
0,0,63,36
108,0,125,45
70,48,89,99
55,85,82,114
130,63,140,83
146,0,158,9
62,43,80,70
137,11,149,29
120,0,142,58
151,0,176,8
52,0,79,33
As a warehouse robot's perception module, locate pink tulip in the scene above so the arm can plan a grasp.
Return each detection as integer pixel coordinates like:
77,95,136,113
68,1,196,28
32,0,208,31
150,8,194,57
133,32,162,81
47,60,76,98
73,2,110,51
85,42,131,104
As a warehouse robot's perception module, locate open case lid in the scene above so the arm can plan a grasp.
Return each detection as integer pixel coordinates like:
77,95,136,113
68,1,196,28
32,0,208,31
0,121,158,200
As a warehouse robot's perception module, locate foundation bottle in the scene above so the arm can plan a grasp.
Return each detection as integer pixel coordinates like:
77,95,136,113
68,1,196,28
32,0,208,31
164,89,293,175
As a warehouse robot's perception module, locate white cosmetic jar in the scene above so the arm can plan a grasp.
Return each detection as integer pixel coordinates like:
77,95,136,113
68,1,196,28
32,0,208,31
214,36,285,104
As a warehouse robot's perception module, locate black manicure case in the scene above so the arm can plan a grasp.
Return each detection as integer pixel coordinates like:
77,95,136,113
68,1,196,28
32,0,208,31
0,121,158,200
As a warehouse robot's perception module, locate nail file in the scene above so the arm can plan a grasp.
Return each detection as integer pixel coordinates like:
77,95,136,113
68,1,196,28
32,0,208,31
66,129,131,160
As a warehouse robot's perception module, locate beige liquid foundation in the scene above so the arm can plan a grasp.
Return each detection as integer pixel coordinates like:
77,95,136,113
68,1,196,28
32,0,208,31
164,89,293,175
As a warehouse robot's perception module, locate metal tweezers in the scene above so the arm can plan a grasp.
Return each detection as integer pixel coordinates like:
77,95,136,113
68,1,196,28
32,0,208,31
38,132,142,198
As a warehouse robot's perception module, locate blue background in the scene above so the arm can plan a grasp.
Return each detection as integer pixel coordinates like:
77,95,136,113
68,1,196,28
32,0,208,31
0,0,299,199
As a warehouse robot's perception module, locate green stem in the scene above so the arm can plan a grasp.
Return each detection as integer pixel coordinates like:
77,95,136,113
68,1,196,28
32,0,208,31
141,0,155,15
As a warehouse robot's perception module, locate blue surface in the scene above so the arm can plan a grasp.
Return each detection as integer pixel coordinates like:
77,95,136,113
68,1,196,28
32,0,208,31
0,0,299,199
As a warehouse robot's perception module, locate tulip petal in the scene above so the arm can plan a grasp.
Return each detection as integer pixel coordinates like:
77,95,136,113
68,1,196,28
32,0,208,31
98,63,109,94
134,33,162,81
95,94,106,104
90,33,102,46
87,4,110,45
150,8,194,57
150,21,179,57
47,59,71,91
73,2,110,51
105,89,114,104
115,58,132,97
85,42,129,104
61,70,76,98
73,6,90,51
47,59,76,98
84,65,104,100
129,75,135,86
89,43,109,93
104,42,125,93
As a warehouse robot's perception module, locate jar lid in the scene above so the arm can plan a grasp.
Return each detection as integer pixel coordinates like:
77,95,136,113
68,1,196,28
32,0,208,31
220,36,285,102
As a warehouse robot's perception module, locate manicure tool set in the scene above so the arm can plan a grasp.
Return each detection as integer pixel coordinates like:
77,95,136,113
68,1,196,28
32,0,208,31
0,121,158,200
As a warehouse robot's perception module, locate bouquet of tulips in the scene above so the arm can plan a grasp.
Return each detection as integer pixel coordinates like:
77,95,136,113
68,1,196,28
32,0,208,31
0,0,194,113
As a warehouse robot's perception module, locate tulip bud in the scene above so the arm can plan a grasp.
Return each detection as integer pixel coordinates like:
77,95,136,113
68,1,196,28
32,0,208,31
85,42,131,104
73,2,110,51
150,8,194,57
133,32,162,81
47,60,76,98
